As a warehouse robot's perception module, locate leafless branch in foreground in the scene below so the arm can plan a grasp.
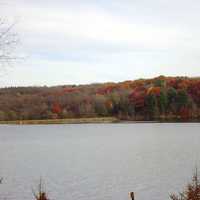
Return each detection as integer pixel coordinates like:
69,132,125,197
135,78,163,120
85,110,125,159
0,18,19,69
32,178,50,200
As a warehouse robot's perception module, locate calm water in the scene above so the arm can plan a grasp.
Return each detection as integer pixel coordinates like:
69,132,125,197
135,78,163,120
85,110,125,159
0,123,200,200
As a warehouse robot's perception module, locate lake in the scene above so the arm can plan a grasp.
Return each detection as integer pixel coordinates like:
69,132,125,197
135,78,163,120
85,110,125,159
0,123,199,200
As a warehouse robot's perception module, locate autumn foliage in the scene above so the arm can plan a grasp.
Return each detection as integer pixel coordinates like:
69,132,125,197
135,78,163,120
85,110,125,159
52,103,62,114
0,76,200,121
129,87,146,108
170,170,200,200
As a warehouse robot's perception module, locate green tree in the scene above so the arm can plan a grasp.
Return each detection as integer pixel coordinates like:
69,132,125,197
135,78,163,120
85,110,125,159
167,87,177,113
145,94,157,119
159,90,168,114
176,90,189,110
167,87,177,103
127,104,135,117
154,79,166,87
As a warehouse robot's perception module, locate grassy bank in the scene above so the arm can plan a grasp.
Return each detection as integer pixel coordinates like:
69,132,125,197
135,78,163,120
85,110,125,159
0,117,119,125
0,117,200,125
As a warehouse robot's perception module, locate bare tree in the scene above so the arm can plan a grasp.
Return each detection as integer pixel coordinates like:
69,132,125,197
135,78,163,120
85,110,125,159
0,18,18,68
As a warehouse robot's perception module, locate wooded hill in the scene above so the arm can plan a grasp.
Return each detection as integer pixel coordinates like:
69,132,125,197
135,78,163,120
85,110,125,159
1,76,200,121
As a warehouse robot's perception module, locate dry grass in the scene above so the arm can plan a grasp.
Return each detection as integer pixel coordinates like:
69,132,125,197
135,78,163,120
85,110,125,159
0,117,119,125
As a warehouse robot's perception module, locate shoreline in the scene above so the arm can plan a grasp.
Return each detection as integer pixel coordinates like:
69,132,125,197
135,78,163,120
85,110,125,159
0,117,200,125
0,117,119,125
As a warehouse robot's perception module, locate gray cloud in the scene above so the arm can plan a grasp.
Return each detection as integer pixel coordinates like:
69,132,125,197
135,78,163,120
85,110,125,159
1,0,200,86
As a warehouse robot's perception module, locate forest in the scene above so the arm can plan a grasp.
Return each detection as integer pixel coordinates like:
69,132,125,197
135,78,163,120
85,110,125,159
1,75,200,121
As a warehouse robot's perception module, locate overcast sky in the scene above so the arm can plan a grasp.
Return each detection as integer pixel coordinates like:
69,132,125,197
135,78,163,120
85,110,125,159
1,0,200,86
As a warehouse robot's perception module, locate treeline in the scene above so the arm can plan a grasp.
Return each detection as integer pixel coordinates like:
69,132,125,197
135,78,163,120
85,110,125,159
1,76,200,121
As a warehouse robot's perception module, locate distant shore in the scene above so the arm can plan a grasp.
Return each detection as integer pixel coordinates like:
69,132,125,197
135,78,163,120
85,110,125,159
0,117,200,125
0,117,119,125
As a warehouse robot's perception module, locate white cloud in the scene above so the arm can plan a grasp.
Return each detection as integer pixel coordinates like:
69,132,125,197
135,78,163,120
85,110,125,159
16,3,185,49
1,0,200,86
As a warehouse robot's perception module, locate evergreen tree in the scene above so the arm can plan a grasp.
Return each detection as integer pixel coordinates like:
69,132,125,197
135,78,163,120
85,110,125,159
145,94,157,119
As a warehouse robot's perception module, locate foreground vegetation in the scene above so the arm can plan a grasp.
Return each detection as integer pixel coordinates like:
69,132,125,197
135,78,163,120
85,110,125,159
1,171,200,200
1,76,200,122
170,170,200,200
27,171,200,200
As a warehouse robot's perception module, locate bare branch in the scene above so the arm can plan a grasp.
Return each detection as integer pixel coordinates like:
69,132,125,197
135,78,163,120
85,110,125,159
0,18,19,67
0,22,16,39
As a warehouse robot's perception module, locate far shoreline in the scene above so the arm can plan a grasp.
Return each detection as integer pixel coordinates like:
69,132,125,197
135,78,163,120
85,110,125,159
0,117,200,125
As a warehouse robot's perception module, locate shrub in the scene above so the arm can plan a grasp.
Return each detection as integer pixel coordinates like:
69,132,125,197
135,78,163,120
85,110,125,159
170,170,200,200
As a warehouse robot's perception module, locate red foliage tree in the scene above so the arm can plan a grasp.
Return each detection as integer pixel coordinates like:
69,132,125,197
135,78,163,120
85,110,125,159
188,80,200,105
97,85,117,95
129,87,147,108
63,87,78,93
52,103,62,114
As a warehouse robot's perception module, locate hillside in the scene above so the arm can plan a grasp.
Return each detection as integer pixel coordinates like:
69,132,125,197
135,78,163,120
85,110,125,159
1,76,200,121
